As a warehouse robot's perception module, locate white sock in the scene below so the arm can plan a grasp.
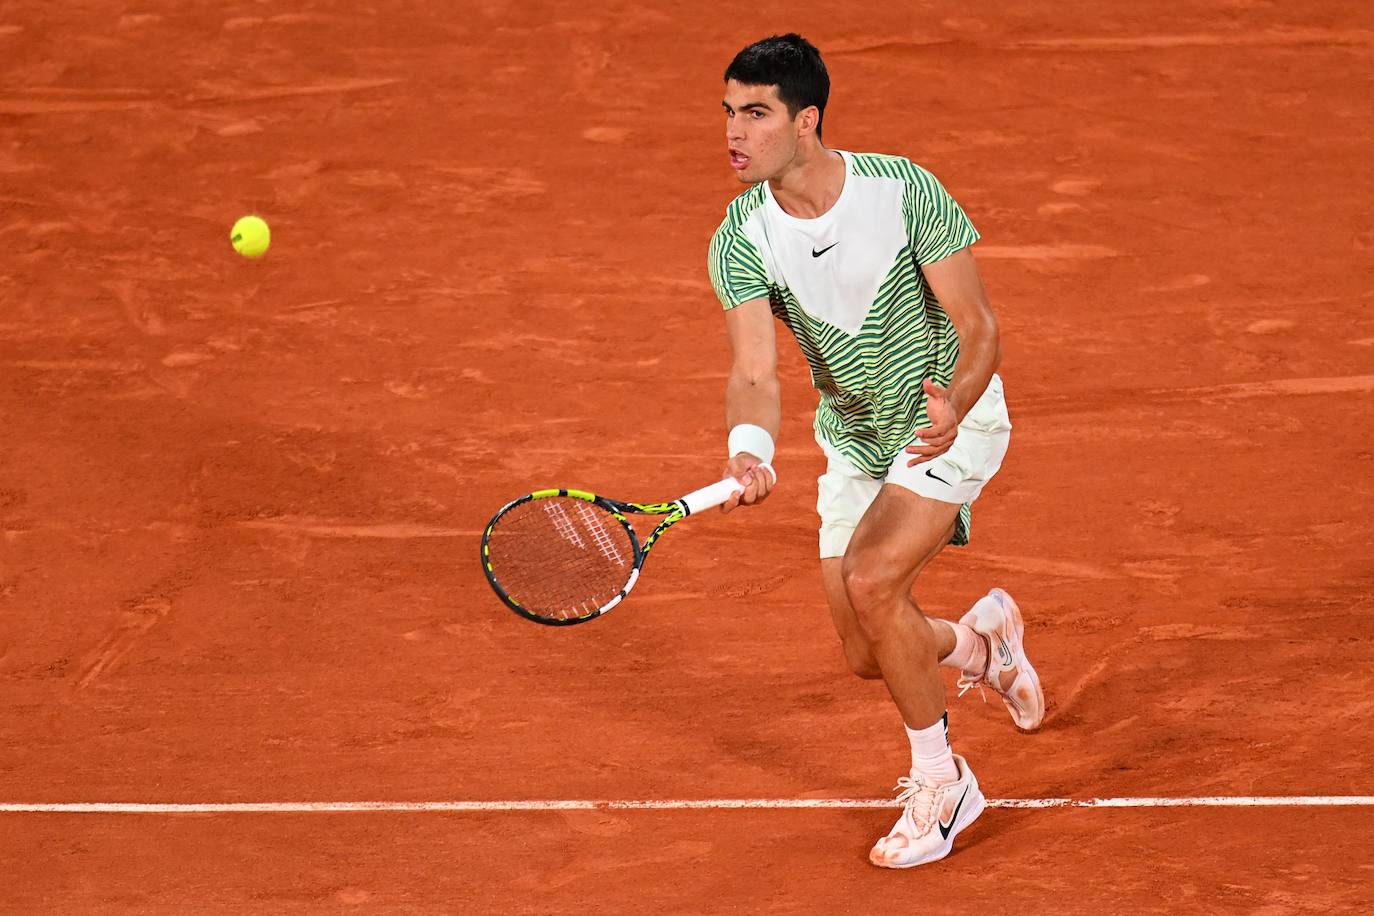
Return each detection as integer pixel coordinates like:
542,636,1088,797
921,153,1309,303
905,713,958,785
939,622,987,675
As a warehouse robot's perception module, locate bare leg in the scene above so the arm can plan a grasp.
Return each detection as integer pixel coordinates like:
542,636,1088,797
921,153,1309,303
840,485,964,728
822,533,958,681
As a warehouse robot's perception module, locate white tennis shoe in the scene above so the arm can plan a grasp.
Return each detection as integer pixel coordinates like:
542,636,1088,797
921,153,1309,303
869,754,985,869
957,588,1045,731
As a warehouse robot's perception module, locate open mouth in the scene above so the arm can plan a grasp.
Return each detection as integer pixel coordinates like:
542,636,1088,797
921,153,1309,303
728,148,750,170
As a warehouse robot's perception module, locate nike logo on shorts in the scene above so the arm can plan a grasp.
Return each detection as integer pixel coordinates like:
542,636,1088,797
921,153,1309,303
924,468,951,486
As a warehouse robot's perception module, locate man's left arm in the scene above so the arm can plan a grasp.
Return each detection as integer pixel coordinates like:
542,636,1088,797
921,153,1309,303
905,247,1001,464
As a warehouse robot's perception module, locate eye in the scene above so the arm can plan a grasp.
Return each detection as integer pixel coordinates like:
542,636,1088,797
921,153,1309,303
750,110,764,119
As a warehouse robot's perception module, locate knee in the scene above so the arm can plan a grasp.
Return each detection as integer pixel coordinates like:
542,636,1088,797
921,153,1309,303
840,557,903,628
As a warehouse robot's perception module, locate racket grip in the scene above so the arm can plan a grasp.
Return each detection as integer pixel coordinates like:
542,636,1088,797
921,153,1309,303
680,464,776,515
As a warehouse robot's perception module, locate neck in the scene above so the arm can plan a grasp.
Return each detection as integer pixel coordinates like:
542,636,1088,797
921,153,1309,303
768,144,845,219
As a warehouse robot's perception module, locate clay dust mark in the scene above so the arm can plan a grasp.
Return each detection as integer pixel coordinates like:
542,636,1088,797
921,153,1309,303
1049,629,1146,722
825,36,955,55
1002,28,1374,51
282,299,345,313
2,87,152,97
976,244,1119,260
187,78,402,106
0,99,159,114
8,359,145,372
74,597,173,690
7,78,405,115
240,517,477,539
1017,374,1374,416
821,28,1374,56
1181,376,1374,399
104,281,166,337
963,554,1120,581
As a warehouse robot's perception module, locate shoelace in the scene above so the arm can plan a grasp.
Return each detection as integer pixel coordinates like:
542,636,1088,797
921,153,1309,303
956,673,988,703
892,776,938,832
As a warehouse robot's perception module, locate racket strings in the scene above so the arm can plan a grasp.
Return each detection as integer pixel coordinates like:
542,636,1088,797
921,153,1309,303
486,497,637,620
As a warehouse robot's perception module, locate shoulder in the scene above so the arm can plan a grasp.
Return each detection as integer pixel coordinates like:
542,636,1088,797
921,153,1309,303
712,184,768,239
846,153,967,219
846,152,956,193
847,152,948,193
848,151,922,180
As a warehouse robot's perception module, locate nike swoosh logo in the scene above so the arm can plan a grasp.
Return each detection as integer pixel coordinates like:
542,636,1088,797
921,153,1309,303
811,243,838,258
997,639,1014,667
924,468,951,486
938,785,969,840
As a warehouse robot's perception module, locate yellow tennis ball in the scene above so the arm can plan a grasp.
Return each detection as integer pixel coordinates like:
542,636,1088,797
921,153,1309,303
230,215,270,258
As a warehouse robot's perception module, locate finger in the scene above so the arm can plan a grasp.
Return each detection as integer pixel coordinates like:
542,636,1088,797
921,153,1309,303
910,427,933,445
906,433,956,453
906,447,951,467
922,378,948,398
720,489,743,513
919,430,958,448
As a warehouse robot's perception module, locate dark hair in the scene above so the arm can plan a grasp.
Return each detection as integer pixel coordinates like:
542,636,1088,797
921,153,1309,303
724,33,830,141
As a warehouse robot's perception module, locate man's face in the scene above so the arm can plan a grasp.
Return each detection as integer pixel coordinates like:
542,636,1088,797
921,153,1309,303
723,80,801,184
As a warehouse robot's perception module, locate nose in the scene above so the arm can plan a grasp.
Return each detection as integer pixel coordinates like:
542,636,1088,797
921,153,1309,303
726,117,744,144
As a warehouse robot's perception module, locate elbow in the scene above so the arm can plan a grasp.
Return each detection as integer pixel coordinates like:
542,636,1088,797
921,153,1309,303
730,363,778,391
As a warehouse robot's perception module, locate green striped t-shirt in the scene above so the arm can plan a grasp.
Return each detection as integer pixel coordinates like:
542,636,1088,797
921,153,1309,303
708,151,980,478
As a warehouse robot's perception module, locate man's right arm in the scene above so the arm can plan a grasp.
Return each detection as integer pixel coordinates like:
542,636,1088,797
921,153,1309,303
722,296,780,511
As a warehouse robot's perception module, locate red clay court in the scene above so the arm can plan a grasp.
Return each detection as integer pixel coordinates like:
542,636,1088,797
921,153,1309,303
2,1,1373,912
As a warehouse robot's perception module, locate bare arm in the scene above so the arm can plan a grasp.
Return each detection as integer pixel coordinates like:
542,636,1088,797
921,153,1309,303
721,296,780,510
906,247,1002,464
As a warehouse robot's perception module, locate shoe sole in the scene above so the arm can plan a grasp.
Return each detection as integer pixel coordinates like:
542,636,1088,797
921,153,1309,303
870,785,987,869
984,589,1046,731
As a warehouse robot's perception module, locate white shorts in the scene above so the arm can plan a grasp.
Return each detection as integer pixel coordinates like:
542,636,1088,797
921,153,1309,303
815,374,1013,558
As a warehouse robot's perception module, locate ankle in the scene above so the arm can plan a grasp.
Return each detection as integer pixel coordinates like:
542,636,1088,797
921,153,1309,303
939,623,987,675
905,713,958,785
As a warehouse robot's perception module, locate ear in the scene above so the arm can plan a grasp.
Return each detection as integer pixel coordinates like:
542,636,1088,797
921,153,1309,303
795,105,820,138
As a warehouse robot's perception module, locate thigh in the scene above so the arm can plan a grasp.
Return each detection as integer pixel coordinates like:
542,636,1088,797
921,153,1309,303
843,483,963,593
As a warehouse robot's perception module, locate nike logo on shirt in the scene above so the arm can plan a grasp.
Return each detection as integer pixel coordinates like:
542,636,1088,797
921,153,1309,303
811,243,838,258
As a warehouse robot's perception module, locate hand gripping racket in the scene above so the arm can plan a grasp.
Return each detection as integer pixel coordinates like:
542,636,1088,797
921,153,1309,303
480,467,776,626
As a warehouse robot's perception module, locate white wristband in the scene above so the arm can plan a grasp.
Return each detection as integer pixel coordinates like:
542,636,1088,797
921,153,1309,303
727,423,775,464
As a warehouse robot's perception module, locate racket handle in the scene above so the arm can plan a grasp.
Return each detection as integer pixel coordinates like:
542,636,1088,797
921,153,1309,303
680,464,776,515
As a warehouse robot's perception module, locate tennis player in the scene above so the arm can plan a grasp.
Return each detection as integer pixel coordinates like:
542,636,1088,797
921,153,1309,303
708,34,1044,868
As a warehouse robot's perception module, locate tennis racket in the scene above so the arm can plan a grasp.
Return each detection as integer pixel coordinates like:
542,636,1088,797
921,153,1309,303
480,467,776,626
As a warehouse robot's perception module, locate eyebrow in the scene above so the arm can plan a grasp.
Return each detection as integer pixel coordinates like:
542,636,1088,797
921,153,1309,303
722,100,774,113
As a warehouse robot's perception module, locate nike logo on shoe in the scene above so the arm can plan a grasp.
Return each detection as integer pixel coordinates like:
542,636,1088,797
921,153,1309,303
811,243,838,258
924,468,951,486
997,639,1014,668
938,785,969,840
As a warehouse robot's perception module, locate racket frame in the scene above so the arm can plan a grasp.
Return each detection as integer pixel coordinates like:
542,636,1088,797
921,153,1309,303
480,488,690,627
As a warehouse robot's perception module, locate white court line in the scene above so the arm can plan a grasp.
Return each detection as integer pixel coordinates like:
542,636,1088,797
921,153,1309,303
2,797,1372,814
